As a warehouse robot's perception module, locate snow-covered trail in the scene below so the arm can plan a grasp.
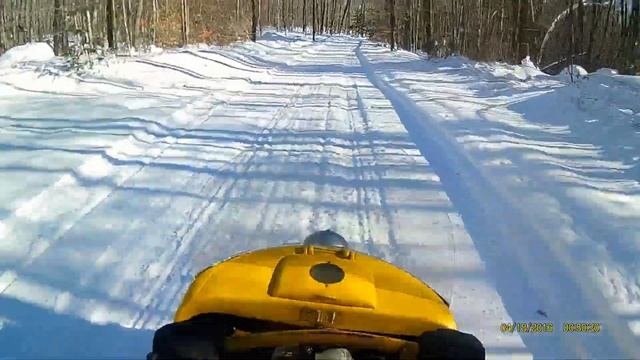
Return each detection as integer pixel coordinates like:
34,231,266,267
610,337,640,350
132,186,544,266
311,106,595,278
0,32,638,359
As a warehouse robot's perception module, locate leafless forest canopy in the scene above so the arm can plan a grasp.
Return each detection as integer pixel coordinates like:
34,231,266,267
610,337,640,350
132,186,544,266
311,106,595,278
0,0,638,74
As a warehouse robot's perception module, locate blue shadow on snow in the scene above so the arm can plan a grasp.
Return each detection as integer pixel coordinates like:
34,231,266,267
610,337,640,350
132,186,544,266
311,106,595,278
0,296,153,359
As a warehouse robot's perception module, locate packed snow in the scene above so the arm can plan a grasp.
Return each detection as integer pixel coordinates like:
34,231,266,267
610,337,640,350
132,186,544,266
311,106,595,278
0,32,639,359
0,42,55,69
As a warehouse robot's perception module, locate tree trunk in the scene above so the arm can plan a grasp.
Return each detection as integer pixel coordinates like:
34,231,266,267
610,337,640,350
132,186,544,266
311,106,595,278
570,0,576,78
324,0,329,33
499,0,505,58
265,0,270,25
403,0,411,49
421,0,432,51
85,0,94,47
30,0,38,42
632,0,640,69
258,0,262,35
152,0,157,43
329,0,337,33
106,0,116,49
251,0,258,41
289,0,294,31
282,0,287,32
276,0,280,29
15,0,21,45
361,0,366,36
26,0,32,42
577,0,584,58
91,3,97,45
128,0,134,43
10,0,15,47
133,0,144,48
519,0,528,59
460,0,466,53
319,0,325,33
0,0,6,52
344,0,351,32
302,0,307,33
121,0,131,46
340,0,351,34
388,0,396,50
476,0,483,56
599,0,615,64
312,0,316,40
53,0,64,55
181,0,189,46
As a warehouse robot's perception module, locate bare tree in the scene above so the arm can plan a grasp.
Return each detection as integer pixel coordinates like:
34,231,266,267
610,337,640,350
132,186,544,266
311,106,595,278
421,0,432,51
121,0,131,46
319,0,325,33
302,0,307,33
0,0,6,52
106,0,116,49
133,0,145,48
312,0,316,41
282,0,287,31
329,0,336,33
388,0,396,51
53,0,64,55
181,0,189,46
152,0,158,43
339,0,351,34
251,0,258,41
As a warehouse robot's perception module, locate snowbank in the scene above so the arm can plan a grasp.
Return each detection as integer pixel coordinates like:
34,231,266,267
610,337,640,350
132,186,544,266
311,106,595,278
578,70,640,123
485,56,546,81
0,43,55,68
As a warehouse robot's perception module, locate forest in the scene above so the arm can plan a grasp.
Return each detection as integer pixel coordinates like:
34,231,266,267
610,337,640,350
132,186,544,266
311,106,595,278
0,0,638,74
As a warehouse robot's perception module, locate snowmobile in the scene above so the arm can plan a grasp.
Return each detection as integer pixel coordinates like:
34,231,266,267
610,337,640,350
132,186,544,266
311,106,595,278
148,230,485,360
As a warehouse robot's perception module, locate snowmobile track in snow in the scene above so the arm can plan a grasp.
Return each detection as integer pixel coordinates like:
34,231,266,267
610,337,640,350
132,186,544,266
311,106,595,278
131,83,309,326
0,89,232,294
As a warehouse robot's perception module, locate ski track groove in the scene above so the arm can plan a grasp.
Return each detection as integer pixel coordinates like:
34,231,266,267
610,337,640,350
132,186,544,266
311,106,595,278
252,90,303,239
170,83,308,291
345,80,377,256
190,84,307,243
3,96,252,315
309,87,334,232
343,84,367,248
353,81,401,260
134,84,309,324
322,88,341,232
0,90,233,297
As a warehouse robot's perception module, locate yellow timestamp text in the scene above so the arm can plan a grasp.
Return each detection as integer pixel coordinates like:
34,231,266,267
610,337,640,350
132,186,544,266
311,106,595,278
500,322,554,334
563,323,601,333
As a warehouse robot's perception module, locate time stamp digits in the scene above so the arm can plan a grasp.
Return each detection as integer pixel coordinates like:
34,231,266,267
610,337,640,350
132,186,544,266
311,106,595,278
500,322,602,334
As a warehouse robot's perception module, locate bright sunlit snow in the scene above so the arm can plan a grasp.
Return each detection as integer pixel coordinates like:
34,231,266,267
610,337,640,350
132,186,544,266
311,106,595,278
0,42,55,69
0,32,639,359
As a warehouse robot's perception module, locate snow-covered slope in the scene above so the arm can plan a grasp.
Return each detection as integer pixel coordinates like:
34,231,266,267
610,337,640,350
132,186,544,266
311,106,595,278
0,33,638,359
0,42,55,69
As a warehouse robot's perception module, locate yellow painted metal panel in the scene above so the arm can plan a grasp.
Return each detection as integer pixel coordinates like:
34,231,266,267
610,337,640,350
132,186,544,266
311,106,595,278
175,245,456,337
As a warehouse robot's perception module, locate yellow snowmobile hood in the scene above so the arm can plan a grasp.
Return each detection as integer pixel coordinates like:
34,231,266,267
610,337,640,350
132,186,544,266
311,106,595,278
175,245,456,337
